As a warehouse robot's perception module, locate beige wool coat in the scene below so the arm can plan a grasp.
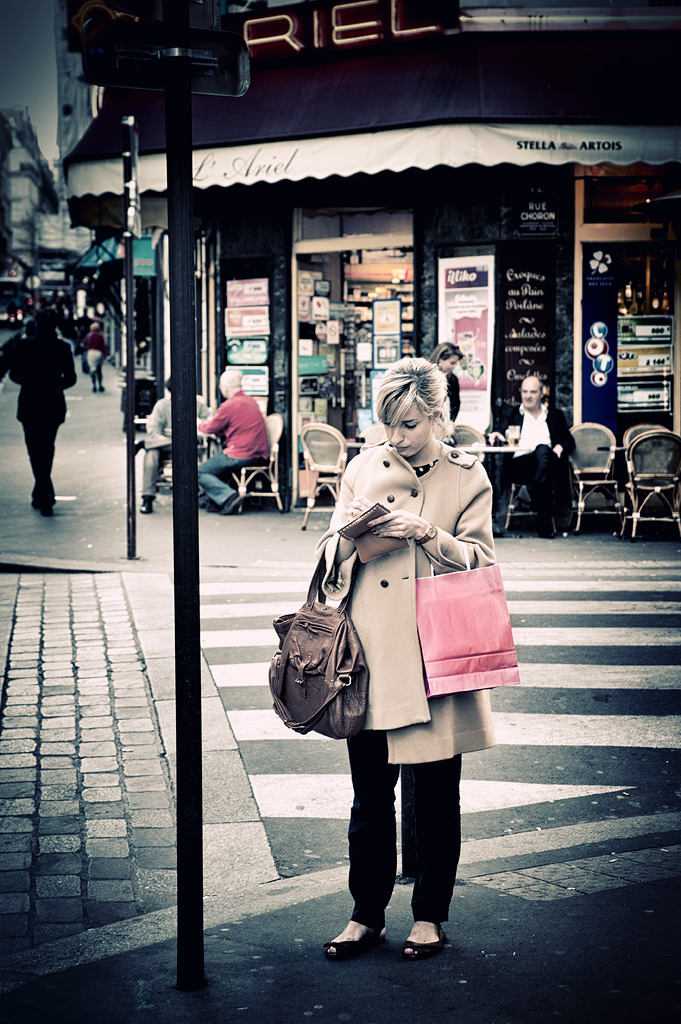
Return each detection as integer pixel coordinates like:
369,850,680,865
316,440,498,765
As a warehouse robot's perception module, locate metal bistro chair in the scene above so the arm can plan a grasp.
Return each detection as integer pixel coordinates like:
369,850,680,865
300,423,348,530
622,423,671,449
569,423,623,535
229,413,285,513
451,423,486,462
621,430,681,541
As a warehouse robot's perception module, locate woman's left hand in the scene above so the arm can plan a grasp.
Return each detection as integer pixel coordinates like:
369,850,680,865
367,508,431,541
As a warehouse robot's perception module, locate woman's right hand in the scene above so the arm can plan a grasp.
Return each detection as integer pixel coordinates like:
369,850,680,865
345,495,374,523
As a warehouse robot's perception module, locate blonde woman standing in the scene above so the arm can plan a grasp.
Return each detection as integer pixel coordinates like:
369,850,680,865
316,358,496,962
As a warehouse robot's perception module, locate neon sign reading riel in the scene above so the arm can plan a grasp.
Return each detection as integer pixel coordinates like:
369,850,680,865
226,1,453,58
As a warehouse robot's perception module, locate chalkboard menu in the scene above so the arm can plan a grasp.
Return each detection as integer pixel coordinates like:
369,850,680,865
500,244,555,410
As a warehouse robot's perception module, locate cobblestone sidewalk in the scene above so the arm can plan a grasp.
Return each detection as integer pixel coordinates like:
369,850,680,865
0,573,179,953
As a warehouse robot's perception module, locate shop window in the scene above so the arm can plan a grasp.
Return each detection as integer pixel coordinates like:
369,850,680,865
583,167,680,223
300,208,413,241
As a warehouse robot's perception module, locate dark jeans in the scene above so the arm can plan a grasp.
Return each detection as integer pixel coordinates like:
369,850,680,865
346,729,462,930
507,443,560,522
23,421,60,508
197,451,266,506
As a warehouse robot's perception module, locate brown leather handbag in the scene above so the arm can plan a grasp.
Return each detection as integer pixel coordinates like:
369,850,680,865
269,557,369,739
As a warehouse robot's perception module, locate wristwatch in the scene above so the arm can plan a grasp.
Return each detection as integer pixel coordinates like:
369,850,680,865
415,524,437,544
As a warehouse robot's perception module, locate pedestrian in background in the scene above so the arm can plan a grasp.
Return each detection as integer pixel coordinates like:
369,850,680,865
0,308,77,515
428,343,463,436
317,358,496,962
84,320,107,392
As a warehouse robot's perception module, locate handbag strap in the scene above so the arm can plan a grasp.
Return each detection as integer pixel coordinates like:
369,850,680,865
308,544,361,613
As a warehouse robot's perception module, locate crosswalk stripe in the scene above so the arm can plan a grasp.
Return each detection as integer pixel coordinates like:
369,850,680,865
225,708,681,748
500,580,681,593
248,776,634,819
200,582,309,596
199,599,681,620
200,625,680,649
210,662,681,689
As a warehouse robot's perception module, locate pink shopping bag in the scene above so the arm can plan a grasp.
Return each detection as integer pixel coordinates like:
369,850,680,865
415,564,521,696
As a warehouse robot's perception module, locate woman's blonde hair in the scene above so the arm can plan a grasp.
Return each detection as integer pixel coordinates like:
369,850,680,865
376,358,447,436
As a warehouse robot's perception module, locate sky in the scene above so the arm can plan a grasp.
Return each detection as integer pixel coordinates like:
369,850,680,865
1,0,59,161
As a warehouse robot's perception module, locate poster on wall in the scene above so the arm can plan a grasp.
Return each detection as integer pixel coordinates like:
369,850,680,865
500,243,554,411
438,255,495,432
226,278,269,307
226,337,268,365
373,299,402,336
581,244,619,433
225,306,270,336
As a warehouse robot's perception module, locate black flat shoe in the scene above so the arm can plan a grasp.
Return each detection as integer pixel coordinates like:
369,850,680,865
324,927,385,961
402,925,446,961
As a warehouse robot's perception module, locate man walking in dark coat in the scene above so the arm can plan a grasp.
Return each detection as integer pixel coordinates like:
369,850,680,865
0,308,77,515
490,375,575,538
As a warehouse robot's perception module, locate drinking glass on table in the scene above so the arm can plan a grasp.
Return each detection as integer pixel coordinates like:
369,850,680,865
505,425,521,446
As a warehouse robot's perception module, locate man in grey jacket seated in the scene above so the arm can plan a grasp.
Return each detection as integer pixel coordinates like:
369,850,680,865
140,379,211,513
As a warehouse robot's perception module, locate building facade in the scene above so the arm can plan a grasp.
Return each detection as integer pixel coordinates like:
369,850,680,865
65,0,681,505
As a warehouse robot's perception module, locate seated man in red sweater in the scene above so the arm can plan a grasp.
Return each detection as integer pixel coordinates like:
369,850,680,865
197,368,269,515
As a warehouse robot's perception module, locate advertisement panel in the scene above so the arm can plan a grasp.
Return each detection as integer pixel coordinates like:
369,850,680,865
581,244,619,433
438,255,495,432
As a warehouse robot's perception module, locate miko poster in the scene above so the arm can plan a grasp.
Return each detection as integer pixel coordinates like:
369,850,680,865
438,255,495,432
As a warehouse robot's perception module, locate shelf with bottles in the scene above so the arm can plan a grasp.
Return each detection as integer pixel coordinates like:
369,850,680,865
616,249,673,318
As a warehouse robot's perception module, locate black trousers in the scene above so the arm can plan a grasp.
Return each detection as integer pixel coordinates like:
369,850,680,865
506,443,558,521
347,729,462,930
22,421,60,508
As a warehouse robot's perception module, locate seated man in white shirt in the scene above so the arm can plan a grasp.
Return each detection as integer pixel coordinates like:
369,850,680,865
140,379,211,513
490,376,575,538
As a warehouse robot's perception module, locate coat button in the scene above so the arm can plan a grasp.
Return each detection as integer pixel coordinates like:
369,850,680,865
380,580,389,588
411,488,418,497
383,460,390,467
387,495,395,503
451,451,459,459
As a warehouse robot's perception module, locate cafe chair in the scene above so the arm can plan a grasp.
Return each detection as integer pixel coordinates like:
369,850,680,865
300,423,348,530
451,424,487,462
621,430,681,541
569,422,623,535
504,483,539,530
359,422,387,446
229,413,285,513
622,423,671,449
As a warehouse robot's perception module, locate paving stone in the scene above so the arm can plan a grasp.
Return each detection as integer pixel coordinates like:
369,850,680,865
33,923,84,945
83,773,120,788
78,741,117,758
3,702,38,712
0,740,36,755
0,835,31,853
82,787,122,803
135,847,177,870
86,901,138,926
39,817,80,835
87,879,134,901
42,695,75,706
79,729,115,743
35,875,81,897
35,898,83,922
80,757,118,772
0,725,37,736
114,699,148,708
40,780,78,797
86,819,127,838
78,696,113,706
85,838,129,858
40,744,76,756
120,745,160,759
131,828,175,848
124,777,167,793
0,872,30,893
39,836,81,854
0,893,30,914
135,868,177,910
88,858,131,880
123,760,162,776
0,798,34,816
40,769,77,785
0,769,36,784
127,792,169,810
39,729,76,742
38,799,79,817
0,783,34,799
0,818,33,834
0,852,31,870
130,810,174,828
0,914,28,937
85,803,127,820
37,853,82,875
0,755,36,770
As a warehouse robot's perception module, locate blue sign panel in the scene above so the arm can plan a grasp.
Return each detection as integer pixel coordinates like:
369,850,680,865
581,245,619,433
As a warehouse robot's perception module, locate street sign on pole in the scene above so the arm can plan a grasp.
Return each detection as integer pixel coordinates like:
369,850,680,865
82,18,249,96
